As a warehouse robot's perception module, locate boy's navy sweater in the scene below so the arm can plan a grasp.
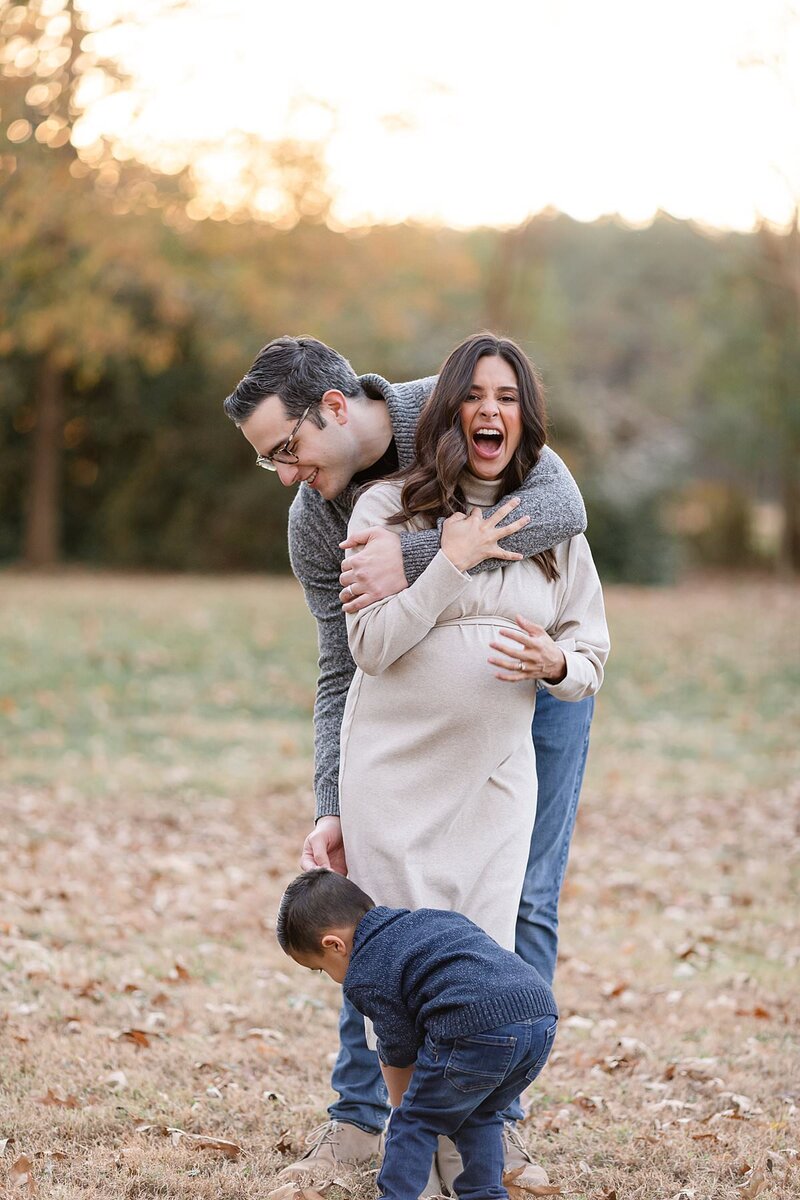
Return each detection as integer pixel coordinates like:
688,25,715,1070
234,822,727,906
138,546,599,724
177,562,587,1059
343,907,558,1068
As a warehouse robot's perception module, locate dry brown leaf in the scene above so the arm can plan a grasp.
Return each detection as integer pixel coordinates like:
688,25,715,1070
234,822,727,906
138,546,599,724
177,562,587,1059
504,1169,563,1197
571,1092,605,1112
1,1137,15,1155
38,1088,81,1109
738,1172,769,1199
266,1186,327,1200
174,1132,241,1158
118,1029,151,1048
599,980,630,998
542,1106,573,1132
165,960,191,983
135,1124,241,1158
10,1153,36,1194
274,1129,294,1156
74,979,103,1000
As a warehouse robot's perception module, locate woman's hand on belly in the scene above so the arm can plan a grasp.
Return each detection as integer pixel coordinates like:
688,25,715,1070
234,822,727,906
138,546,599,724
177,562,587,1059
300,816,348,875
488,613,567,683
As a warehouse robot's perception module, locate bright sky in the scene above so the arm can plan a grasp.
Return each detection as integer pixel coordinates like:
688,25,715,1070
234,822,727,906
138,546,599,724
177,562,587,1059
78,0,800,231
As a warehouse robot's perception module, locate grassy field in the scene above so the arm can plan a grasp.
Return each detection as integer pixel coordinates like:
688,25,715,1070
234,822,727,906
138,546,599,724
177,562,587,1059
1,574,798,1200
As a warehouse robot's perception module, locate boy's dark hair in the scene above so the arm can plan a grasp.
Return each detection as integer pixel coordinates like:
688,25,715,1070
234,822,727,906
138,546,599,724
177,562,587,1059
276,869,375,955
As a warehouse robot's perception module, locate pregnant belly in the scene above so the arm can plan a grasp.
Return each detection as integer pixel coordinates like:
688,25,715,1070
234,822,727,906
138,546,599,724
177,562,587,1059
342,620,537,771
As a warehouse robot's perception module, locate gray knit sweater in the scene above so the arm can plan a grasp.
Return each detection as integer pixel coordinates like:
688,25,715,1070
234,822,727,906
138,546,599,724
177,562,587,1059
287,373,587,819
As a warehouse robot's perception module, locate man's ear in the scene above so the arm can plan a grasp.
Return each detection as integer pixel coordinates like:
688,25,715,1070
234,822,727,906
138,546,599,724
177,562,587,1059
320,390,348,424
321,933,347,954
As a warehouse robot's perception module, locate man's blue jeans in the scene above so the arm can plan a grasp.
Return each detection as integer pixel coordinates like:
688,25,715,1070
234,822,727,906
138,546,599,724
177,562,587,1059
377,1016,558,1200
329,689,595,1133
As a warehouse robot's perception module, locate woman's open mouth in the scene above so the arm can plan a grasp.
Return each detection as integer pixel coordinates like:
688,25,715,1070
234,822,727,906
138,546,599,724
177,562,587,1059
470,427,505,461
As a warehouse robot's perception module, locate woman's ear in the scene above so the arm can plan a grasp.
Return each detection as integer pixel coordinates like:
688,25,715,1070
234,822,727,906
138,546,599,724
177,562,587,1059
320,390,348,425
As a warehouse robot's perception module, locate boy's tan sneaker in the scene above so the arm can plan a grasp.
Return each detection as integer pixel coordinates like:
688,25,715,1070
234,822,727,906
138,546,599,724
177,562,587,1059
274,1120,382,1183
501,1122,549,1187
436,1126,549,1192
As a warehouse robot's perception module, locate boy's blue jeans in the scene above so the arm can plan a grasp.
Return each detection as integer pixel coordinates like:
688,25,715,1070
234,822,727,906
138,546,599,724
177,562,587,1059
330,690,595,1132
377,1016,558,1200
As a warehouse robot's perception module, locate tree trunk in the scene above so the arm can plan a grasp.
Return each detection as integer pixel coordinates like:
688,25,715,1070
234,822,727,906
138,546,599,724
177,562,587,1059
780,448,800,573
24,356,64,566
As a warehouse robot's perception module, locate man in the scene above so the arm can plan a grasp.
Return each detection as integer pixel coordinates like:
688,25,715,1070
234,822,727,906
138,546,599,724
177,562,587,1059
223,335,595,1191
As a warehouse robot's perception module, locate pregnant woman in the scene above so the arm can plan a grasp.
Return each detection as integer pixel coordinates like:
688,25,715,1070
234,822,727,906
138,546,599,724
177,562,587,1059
339,333,609,952
337,332,610,1193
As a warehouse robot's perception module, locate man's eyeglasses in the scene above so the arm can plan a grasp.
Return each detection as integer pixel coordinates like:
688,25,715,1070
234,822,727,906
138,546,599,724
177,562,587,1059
255,404,312,471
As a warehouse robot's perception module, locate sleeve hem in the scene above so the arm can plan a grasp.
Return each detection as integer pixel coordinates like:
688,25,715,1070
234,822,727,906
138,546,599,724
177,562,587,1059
315,787,340,820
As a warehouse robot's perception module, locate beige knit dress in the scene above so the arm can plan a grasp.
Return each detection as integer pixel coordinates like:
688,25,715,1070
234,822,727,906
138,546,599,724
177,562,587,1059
339,474,609,952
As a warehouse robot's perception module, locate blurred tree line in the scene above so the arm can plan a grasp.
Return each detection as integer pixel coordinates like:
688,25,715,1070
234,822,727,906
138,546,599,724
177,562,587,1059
1,0,798,581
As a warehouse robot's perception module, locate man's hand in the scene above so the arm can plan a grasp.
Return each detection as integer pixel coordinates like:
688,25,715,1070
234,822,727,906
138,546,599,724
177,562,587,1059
488,613,567,683
441,498,530,573
300,815,348,875
338,526,408,613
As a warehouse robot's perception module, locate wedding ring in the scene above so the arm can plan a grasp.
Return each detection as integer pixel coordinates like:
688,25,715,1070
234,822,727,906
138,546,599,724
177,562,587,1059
517,660,527,672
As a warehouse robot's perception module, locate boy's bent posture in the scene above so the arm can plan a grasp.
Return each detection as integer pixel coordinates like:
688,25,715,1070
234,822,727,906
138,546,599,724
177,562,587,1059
277,870,558,1200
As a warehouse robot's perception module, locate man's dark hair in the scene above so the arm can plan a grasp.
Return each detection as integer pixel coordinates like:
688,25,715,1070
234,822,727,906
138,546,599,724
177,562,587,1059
223,335,362,426
276,869,374,955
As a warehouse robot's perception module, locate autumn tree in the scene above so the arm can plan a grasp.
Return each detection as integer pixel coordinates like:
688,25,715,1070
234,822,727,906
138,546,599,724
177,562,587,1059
0,0,189,565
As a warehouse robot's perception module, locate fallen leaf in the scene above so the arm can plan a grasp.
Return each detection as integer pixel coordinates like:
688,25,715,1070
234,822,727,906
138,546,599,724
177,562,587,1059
266,1185,328,1200
599,980,630,998
1,1137,15,1155
74,980,104,1001
504,1169,563,1197
542,1107,573,1132
166,960,191,983
242,1026,284,1041
135,1124,241,1158
10,1154,36,1194
38,1088,81,1109
117,1029,150,1048
571,1092,606,1112
273,1129,293,1156
738,1174,769,1200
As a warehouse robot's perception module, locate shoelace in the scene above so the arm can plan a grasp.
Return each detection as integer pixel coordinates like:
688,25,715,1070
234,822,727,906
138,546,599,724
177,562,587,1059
303,1120,339,1149
503,1122,532,1158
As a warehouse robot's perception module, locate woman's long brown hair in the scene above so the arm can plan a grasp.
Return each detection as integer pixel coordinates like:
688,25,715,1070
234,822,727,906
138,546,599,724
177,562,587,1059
388,332,559,581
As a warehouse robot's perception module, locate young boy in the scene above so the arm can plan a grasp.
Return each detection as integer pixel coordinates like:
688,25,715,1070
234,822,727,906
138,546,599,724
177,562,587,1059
276,869,558,1200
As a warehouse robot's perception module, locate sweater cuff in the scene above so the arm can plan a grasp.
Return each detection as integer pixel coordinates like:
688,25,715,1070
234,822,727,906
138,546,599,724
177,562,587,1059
399,527,441,585
315,785,340,821
403,547,471,618
541,646,591,701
